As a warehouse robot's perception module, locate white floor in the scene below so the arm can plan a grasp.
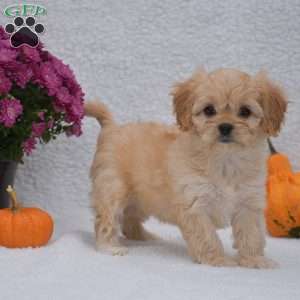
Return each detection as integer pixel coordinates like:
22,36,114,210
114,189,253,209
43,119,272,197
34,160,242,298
0,219,299,300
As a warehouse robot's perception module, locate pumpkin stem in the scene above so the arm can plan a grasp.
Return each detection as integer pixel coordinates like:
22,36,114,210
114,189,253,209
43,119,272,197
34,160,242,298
267,138,277,154
6,185,21,212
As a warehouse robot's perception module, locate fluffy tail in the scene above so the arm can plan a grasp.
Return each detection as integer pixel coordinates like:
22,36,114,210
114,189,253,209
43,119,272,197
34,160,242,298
84,101,115,127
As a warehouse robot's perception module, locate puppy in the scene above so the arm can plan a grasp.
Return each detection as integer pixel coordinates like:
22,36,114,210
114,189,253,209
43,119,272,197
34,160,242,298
85,68,287,268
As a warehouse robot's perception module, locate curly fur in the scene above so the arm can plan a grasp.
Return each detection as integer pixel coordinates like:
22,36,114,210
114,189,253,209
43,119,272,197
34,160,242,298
85,68,287,268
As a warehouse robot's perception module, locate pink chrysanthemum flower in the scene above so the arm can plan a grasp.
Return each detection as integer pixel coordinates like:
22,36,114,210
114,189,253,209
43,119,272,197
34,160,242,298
37,111,45,120
0,47,17,63
21,47,41,63
47,119,54,129
0,25,84,160
0,98,23,128
32,122,47,137
66,122,82,137
0,68,12,94
22,137,37,155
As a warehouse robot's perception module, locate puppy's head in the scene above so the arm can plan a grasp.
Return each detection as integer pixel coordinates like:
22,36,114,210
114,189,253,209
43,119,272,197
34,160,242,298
172,68,287,147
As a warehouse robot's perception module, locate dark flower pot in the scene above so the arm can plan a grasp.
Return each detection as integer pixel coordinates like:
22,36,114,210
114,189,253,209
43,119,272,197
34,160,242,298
0,161,18,208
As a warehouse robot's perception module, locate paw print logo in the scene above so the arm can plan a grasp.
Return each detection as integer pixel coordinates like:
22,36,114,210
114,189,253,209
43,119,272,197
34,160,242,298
5,16,45,48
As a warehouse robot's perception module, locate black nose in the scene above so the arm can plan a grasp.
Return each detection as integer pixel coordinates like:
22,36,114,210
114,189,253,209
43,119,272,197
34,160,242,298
218,123,234,136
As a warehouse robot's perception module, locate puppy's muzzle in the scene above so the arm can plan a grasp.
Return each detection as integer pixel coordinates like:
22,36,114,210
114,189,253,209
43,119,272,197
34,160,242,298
218,123,234,143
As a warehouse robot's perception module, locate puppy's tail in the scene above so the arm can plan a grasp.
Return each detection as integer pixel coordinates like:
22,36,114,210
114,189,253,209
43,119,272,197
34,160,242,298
84,101,115,127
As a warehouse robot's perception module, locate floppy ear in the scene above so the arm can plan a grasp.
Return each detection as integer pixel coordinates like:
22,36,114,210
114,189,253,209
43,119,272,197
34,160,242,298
171,69,206,131
255,71,287,137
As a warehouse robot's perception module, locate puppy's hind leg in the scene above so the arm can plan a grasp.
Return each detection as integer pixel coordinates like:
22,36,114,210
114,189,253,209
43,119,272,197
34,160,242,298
92,174,129,256
122,210,158,241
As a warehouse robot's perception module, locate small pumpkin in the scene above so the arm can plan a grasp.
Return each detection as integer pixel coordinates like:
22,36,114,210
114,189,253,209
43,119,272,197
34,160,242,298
0,186,54,248
265,140,300,238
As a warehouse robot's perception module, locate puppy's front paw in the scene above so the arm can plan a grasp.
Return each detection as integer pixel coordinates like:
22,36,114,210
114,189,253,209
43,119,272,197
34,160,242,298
238,255,279,269
200,255,238,267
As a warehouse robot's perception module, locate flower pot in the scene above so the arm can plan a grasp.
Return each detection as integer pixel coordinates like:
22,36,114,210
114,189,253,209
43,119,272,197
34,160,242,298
0,161,18,208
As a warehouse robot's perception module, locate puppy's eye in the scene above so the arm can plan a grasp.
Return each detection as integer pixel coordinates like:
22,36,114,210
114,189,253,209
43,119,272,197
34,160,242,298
239,106,252,118
203,105,217,117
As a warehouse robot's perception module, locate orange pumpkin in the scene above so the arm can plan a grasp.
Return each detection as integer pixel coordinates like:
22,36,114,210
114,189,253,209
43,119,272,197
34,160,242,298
265,140,300,238
0,186,54,248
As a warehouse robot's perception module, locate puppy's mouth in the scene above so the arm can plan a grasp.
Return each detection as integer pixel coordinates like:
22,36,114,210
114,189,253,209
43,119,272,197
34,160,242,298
218,136,234,144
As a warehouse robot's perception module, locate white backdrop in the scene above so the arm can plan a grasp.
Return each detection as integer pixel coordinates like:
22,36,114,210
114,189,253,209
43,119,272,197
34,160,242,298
1,0,299,234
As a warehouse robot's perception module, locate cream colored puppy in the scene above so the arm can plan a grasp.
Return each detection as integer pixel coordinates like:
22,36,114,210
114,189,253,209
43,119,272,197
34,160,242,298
85,68,287,268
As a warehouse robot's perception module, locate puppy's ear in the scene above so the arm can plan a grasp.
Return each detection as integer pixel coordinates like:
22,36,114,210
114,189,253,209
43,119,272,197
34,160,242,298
255,71,287,136
171,69,207,131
